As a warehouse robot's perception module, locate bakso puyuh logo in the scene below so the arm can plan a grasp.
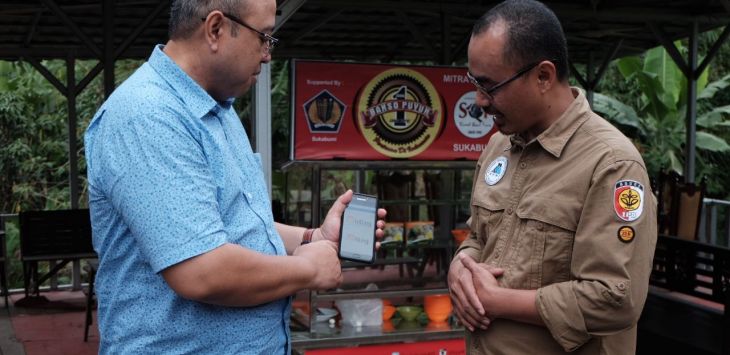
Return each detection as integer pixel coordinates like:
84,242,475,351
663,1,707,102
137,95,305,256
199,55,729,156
355,68,444,158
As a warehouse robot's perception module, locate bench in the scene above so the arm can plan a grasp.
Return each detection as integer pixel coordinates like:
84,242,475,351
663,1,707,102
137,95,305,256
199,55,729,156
19,209,97,297
638,235,730,355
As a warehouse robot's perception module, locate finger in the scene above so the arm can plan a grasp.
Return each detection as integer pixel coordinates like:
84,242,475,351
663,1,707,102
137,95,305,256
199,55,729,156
375,241,381,250
480,317,491,329
457,265,485,316
454,302,481,331
377,208,387,219
454,308,474,331
460,254,480,271
479,264,504,277
455,277,485,319
376,220,385,230
450,297,474,330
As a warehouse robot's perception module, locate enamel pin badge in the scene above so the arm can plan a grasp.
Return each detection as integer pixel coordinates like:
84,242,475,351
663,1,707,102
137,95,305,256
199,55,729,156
485,156,508,185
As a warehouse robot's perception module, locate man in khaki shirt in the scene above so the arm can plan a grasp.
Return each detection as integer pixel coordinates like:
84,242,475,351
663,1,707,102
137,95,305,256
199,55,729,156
447,0,657,354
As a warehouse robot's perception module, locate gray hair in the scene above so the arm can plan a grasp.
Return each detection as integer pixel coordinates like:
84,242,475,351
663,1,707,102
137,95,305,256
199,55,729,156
169,0,248,39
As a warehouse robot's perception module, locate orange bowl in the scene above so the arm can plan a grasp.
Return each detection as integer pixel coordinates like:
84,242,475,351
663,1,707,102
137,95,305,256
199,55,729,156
424,294,453,323
426,320,450,331
382,305,396,320
382,319,395,332
451,229,469,246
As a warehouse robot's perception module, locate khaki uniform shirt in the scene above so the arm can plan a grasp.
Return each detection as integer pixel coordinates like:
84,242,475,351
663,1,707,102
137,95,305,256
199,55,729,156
457,88,657,354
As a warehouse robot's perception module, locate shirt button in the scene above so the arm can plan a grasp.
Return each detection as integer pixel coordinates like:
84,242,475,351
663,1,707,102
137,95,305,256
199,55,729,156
617,282,626,291
246,193,252,199
507,207,514,215
537,222,544,231
520,162,527,169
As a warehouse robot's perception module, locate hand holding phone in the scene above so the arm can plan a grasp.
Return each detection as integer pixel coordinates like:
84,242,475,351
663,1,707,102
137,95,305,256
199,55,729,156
338,193,377,263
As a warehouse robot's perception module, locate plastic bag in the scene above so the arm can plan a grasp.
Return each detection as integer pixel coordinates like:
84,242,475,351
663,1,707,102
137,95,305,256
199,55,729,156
335,283,383,327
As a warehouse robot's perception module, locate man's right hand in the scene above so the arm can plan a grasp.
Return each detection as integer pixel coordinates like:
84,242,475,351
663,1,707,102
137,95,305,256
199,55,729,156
448,254,503,331
293,240,343,290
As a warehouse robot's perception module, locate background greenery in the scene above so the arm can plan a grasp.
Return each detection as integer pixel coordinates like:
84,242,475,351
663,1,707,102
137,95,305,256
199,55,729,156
1,30,729,289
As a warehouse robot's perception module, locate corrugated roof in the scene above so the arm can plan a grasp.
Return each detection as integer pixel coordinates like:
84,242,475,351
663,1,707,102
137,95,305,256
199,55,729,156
0,0,728,64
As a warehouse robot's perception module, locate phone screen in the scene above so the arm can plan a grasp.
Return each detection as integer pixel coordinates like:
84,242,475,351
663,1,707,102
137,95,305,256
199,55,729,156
339,193,377,263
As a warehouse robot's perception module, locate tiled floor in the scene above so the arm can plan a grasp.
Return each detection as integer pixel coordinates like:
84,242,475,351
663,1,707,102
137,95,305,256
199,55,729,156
1,291,99,355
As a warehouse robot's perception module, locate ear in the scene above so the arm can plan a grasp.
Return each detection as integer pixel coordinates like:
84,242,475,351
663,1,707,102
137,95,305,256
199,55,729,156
202,11,225,52
536,60,556,93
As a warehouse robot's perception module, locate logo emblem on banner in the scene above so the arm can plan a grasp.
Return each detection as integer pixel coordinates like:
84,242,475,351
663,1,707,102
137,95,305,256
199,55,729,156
303,90,346,133
355,68,444,158
454,91,494,139
614,180,644,222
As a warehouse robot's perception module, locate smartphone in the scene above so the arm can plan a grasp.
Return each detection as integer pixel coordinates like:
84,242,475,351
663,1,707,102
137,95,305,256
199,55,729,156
338,193,378,263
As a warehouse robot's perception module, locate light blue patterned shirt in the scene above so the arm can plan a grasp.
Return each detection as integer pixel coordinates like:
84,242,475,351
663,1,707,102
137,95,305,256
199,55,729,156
85,45,290,354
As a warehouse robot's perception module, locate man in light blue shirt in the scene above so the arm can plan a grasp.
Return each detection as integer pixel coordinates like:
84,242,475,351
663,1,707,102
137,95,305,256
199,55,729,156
85,0,385,353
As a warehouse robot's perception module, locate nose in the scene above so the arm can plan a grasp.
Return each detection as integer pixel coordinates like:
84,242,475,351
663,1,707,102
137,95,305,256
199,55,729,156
262,51,272,63
474,89,492,109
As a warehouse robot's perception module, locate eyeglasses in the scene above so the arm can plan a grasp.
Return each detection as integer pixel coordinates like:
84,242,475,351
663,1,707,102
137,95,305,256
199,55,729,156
466,60,544,101
202,12,279,54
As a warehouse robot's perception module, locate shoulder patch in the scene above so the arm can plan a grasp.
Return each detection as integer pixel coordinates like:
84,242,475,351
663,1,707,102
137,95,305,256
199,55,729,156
614,180,644,222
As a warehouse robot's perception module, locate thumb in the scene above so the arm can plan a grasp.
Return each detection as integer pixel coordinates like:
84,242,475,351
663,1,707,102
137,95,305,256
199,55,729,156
480,264,505,277
459,254,479,272
327,189,354,218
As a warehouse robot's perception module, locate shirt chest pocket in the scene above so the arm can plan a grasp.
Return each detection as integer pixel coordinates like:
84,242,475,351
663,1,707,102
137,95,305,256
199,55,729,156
469,205,505,261
515,197,579,288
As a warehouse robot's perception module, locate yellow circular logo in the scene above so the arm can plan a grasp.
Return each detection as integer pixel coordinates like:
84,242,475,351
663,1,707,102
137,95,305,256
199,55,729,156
617,226,635,243
355,68,444,158
618,188,641,211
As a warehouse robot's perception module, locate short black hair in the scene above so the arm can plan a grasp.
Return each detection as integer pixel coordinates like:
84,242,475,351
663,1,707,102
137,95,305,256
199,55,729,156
472,0,569,82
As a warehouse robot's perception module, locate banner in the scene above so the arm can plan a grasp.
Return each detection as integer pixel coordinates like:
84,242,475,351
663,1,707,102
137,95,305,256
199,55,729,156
291,60,498,161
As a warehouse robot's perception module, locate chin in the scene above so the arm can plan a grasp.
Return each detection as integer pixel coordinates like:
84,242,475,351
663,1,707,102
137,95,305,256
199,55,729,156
496,125,514,135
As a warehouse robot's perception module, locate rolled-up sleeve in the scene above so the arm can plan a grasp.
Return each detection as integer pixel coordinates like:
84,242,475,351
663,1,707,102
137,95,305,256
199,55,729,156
535,159,657,351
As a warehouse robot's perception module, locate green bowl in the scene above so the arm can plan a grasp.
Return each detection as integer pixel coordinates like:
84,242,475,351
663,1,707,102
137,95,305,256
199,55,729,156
396,306,423,322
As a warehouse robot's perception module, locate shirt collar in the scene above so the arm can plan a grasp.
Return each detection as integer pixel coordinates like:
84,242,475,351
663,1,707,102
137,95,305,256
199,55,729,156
147,44,235,119
524,87,590,158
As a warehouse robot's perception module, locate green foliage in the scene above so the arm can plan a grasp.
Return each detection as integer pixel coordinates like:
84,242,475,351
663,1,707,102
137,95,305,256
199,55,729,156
593,41,730,197
0,60,71,212
2,219,24,288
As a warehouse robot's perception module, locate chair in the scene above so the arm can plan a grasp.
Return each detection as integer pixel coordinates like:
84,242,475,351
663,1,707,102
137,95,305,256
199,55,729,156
655,170,681,235
18,209,97,297
669,177,706,241
83,260,98,341
655,171,706,241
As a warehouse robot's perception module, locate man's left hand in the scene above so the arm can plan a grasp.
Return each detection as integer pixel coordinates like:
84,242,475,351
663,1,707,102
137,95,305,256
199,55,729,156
460,254,502,319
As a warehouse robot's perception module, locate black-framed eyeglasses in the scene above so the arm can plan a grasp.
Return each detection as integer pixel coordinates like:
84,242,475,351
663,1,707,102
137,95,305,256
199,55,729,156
202,12,279,54
467,60,546,101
